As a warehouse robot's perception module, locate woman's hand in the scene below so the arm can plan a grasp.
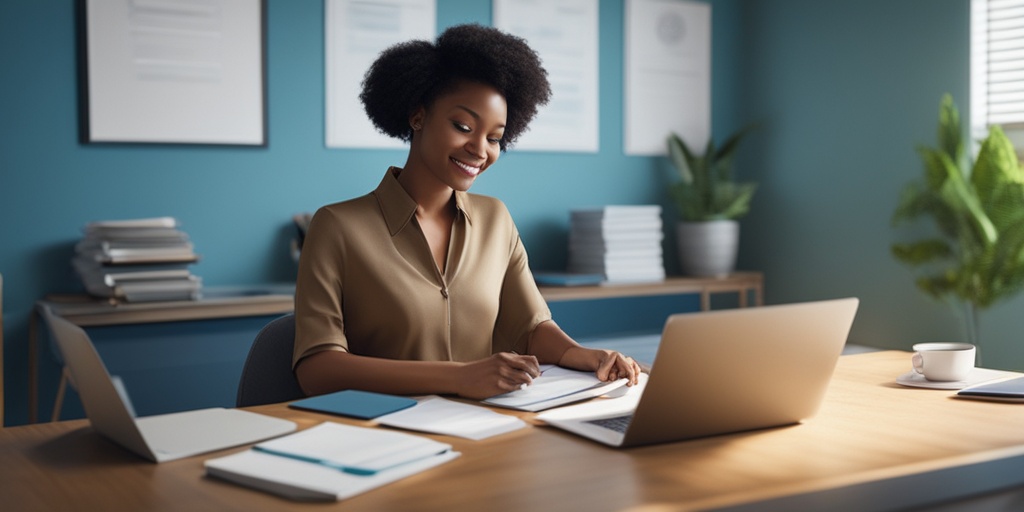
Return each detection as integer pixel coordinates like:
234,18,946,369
559,346,642,386
456,352,541,400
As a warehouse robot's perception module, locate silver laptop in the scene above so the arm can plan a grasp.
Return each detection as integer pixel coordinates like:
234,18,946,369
43,308,297,463
541,298,859,448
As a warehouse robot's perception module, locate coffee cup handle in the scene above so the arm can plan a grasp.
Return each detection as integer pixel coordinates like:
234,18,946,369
912,352,925,375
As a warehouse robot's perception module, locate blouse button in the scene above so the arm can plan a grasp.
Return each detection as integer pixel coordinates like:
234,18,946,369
440,287,449,299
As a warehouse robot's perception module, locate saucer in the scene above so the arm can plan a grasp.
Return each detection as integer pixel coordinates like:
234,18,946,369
896,367,1017,390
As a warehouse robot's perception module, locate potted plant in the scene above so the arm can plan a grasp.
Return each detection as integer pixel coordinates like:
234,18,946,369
666,128,757,277
891,94,1024,365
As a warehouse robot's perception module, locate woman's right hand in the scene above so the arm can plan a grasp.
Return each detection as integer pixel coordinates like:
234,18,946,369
456,352,541,400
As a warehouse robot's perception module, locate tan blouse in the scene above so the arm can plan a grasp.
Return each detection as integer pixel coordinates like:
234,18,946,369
293,168,552,368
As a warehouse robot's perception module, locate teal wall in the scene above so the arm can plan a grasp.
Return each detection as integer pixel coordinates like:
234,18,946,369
732,0,1024,370
0,0,743,425
4,0,1015,427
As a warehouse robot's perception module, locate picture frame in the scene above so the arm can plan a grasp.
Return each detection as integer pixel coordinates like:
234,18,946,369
77,0,267,146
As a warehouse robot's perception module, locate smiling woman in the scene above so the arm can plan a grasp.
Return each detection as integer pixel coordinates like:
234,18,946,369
292,24,642,402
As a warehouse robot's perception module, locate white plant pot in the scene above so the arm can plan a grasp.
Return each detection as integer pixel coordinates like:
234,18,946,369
675,220,739,277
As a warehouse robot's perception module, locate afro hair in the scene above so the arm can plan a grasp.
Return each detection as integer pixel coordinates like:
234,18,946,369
359,23,551,151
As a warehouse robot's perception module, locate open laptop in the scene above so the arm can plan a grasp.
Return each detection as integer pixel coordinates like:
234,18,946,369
540,298,859,448
43,308,297,462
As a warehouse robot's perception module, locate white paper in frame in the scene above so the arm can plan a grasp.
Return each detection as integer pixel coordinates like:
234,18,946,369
324,0,435,149
80,0,267,146
493,0,600,153
623,0,710,156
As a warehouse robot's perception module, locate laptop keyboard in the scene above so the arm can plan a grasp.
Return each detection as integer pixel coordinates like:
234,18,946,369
586,414,634,433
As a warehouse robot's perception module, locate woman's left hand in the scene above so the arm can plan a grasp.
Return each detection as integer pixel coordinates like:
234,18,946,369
594,350,642,385
559,346,641,386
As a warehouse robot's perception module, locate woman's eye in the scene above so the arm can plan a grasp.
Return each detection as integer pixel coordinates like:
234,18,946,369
487,138,502,145
453,122,471,133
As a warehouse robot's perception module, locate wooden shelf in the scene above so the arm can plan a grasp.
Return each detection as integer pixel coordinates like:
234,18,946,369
539,272,763,310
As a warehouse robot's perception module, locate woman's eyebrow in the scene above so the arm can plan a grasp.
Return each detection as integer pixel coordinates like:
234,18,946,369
455,105,480,119
455,105,506,128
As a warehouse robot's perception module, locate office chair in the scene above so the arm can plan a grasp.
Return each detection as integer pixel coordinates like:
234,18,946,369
1,273,4,426
236,314,306,407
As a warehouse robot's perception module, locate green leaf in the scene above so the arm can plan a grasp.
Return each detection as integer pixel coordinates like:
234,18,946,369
891,239,954,265
890,94,1024,311
667,133,695,184
937,93,963,165
665,127,756,220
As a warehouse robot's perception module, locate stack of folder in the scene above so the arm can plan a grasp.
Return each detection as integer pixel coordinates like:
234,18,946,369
568,205,665,284
72,217,202,302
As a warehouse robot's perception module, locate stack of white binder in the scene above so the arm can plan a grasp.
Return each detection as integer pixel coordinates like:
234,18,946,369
72,217,202,302
568,205,665,284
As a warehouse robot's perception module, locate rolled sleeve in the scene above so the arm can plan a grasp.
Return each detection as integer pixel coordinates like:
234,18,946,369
293,207,350,369
492,232,552,354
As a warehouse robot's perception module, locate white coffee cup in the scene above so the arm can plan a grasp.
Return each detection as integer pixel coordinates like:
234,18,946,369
911,342,976,382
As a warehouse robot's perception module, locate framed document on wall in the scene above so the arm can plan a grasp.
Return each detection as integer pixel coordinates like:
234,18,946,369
78,0,267,146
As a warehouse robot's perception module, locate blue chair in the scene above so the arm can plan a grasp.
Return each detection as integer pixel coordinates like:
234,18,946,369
236,314,306,407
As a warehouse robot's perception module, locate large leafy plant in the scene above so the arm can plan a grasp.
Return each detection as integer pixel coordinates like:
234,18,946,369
667,129,757,221
891,94,1024,351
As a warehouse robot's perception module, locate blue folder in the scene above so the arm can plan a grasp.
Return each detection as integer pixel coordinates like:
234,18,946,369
288,390,418,419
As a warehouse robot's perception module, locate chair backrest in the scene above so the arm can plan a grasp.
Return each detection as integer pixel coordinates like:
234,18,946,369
236,314,306,407
1,273,4,426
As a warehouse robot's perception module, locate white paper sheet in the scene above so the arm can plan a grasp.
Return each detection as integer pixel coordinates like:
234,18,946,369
376,396,527,440
482,365,628,411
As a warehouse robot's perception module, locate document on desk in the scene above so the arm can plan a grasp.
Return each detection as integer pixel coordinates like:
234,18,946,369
204,422,459,501
376,395,527,440
482,365,629,412
537,372,648,423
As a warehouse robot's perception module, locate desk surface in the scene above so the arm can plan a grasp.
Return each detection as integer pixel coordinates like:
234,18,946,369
6,351,1024,511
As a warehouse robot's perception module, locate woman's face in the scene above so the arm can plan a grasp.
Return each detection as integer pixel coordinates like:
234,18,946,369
409,81,507,192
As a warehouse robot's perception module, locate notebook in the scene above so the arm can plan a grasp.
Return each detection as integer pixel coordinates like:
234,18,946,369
205,422,460,501
539,298,859,448
289,390,418,419
42,308,297,463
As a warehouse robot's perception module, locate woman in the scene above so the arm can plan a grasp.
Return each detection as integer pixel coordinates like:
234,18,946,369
294,24,640,400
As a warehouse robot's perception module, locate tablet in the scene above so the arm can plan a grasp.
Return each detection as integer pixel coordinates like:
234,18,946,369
957,376,1024,403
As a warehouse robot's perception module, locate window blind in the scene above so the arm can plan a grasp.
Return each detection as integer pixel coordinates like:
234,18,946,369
973,0,1024,129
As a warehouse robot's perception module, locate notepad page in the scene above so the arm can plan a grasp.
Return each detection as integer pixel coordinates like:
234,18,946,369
253,422,451,473
376,396,527,440
484,365,620,408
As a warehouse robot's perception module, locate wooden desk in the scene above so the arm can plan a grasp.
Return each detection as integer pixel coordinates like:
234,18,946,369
29,289,295,423
538,272,764,310
5,351,1024,511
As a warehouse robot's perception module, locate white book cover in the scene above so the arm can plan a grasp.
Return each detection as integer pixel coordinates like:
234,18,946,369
570,230,665,245
571,217,663,233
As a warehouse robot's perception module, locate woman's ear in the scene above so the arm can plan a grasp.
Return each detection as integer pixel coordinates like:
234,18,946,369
409,108,425,132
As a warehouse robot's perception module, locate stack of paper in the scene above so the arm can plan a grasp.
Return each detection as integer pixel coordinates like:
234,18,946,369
483,365,629,412
204,422,460,501
568,205,665,283
72,217,202,302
